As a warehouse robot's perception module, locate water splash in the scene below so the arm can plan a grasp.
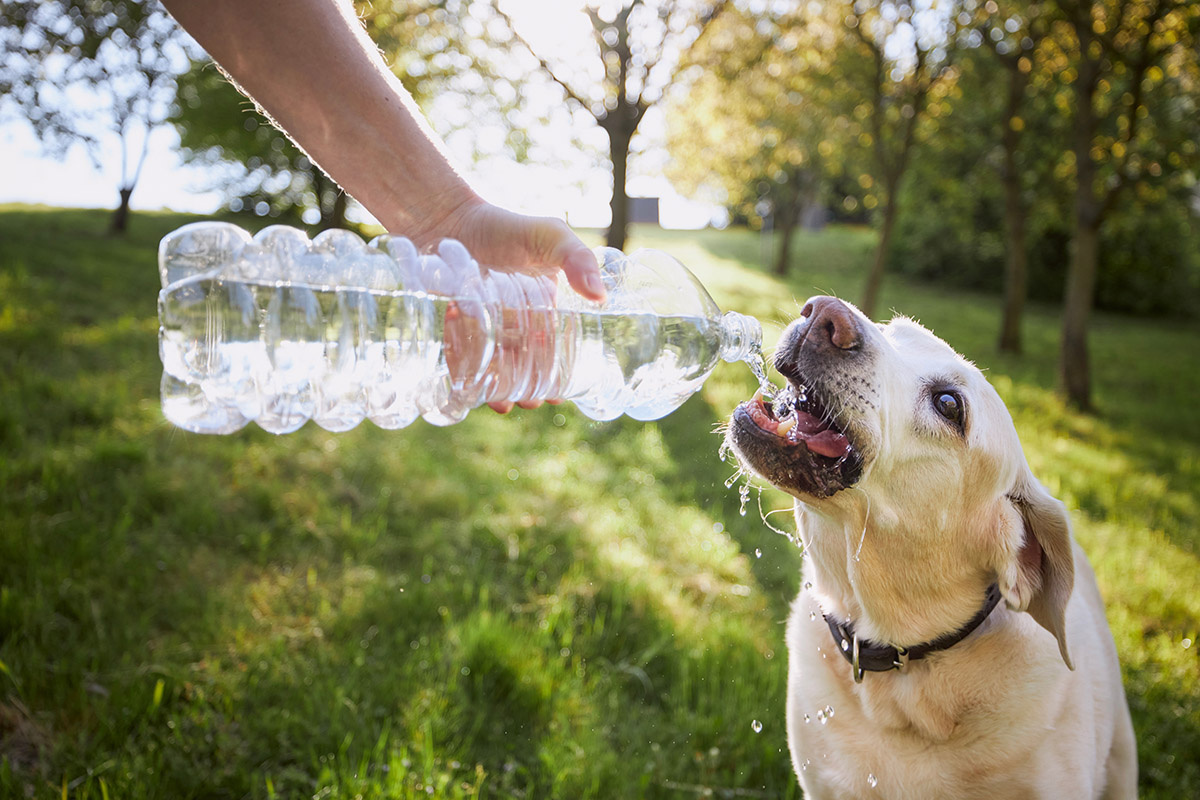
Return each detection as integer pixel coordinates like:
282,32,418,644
743,348,779,399
755,485,803,549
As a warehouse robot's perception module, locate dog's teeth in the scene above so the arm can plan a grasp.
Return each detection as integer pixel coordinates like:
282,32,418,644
776,417,796,437
753,388,764,404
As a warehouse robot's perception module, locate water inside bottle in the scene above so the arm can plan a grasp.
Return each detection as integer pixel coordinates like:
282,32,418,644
568,312,726,421
161,269,770,432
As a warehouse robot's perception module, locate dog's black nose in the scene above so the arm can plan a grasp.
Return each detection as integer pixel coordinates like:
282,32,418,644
801,296,863,352
775,296,864,382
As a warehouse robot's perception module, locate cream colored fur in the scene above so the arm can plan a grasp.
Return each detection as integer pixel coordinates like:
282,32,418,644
738,307,1136,799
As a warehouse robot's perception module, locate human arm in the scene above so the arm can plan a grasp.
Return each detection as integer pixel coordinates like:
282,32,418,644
158,0,605,304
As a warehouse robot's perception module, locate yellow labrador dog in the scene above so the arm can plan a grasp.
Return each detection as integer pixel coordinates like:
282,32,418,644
726,296,1137,799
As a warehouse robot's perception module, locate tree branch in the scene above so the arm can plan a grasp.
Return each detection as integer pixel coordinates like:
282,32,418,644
849,13,893,186
493,3,598,119
647,0,731,101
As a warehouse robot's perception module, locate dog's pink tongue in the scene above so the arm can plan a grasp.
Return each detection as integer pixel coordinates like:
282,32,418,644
794,409,850,458
806,430,850,458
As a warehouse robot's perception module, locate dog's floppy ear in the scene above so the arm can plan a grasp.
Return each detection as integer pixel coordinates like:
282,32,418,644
1000,472,1075,670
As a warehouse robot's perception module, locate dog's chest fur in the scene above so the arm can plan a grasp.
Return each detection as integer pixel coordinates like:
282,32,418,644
785,592,1075,799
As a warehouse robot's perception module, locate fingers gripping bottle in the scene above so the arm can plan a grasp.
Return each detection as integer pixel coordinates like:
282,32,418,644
158,222,762,434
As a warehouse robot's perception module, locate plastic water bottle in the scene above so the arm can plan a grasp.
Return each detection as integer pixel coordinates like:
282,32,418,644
158,222,762,434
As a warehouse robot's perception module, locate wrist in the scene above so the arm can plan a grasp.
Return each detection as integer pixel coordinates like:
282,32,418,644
372,180,485,247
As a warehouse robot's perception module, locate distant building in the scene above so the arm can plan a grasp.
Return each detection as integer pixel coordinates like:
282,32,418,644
629,197,660,225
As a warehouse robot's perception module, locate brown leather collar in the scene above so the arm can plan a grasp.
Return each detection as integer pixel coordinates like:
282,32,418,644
823,583,1003,682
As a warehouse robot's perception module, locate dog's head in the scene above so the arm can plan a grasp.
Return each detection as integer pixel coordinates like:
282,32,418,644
727,296,1074,667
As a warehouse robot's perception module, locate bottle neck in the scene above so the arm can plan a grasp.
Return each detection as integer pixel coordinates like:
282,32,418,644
718,311,763,363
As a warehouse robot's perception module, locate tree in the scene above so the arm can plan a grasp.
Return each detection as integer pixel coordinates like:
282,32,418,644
494,0,729,251
1051,0,1199,409
0,0,187,233
666,6,854,275
971,1,1052,354
838,1,961,319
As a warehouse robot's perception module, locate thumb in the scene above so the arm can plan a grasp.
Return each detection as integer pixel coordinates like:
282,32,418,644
556,241,606,302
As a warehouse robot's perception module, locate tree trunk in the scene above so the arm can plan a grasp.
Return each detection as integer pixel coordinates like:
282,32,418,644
860,193,899,320
606,130,631,251
1060,219,1098,411
997,68,1029,354
774,204,797,277
998,192,1029,354
109,186,134,235
326,189,349,231
1060,48,1102,412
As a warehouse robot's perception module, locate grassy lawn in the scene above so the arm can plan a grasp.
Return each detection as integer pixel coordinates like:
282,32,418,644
1,205,1196,798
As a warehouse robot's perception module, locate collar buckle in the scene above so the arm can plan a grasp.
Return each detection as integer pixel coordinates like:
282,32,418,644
851,635,865,683
892,645,909,671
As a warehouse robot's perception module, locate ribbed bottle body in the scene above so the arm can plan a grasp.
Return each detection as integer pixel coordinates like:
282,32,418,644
157,223,761,433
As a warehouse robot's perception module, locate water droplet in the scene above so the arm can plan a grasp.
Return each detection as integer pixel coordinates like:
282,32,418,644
840,638,850,652
755,548,762,558
816,709,826,724
868,774,878,788
809,611,817,621
803,581,813,591
750,719,763,733
738,483,750,516
803,714,811,724
724,474,739,489
802,759,810,771
824,705,835,719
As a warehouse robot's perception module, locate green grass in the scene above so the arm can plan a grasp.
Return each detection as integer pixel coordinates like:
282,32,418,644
0,206,1196,798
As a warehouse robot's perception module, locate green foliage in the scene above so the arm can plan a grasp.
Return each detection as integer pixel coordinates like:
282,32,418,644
0,208,1197,799
169,62,340,227
886,11,1200,318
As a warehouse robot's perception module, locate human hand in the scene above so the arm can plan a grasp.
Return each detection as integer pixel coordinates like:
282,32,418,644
432,197,606,302
421,197,606,414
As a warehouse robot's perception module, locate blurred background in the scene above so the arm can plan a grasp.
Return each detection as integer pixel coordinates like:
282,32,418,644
1,1,1197,798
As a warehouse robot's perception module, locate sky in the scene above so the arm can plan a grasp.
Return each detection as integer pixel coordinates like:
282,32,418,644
0,0,721,230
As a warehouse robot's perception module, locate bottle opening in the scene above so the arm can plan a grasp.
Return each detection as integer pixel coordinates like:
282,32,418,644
718,311,763,364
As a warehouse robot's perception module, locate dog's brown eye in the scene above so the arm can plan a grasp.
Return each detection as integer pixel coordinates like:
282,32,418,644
934,392,962,425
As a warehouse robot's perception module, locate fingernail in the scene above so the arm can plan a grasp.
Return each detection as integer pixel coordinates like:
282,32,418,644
585,272,606,300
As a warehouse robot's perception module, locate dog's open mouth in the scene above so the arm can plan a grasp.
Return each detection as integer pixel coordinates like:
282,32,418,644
730,379,863,497
744,383,852,458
